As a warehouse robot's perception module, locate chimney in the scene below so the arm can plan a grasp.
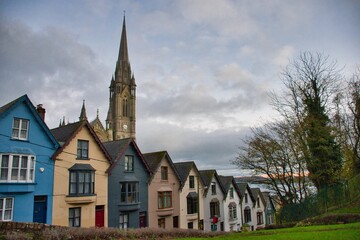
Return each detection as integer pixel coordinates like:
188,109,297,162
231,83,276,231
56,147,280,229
36,104,46,121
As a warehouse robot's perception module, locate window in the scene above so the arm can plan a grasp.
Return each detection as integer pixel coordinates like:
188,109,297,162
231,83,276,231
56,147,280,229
119,213,129,229
158,218,165,228
229,187,234,199
161,166,168,181
0,154,35,182
158,191,172,209
211,182,216,195
0,198,13,221
257,197,260,208
186,193,198,214
244,193,248,203
69,171,94,195
12,118,29,140
229,203,237,220
125,156,134,172
189,176,195,189
244,207,251,223
257,212,264,225
210,200,220,217
123,98,128,117
77,140,89,159
120,182,138,204
187,221,193,229
69,207,81,227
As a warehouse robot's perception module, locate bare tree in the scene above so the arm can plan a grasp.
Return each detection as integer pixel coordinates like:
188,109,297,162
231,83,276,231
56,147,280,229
233,120,310,205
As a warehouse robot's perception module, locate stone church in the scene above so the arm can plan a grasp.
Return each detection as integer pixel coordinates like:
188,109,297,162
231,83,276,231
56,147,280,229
89,16,136,142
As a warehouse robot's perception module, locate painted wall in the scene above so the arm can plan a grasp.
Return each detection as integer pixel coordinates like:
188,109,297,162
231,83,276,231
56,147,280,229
252,193,266,230
0,98,58,224
52,126,109,227
202,175,224,232
222,183,242,232
178,167,204,230
107,143,149,228
147,156,180,229
241,187,255,229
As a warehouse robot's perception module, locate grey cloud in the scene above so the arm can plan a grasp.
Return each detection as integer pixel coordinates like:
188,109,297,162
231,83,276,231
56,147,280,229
0,19,109,128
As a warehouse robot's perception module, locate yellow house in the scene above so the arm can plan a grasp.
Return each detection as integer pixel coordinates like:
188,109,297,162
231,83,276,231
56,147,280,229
50,120,111,227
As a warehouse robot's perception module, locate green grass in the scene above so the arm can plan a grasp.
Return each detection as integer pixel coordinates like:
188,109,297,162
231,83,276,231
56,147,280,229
178,222,360,240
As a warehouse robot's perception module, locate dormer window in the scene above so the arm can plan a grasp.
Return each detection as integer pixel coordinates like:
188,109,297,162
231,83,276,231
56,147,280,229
12,118,29,140
211,182,216,195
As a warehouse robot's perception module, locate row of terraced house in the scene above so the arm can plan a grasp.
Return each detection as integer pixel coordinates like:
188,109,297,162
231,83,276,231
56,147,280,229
0,94,276,231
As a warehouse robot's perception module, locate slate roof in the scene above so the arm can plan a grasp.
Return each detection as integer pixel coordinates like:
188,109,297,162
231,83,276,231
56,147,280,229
199,169,225,195
51,120,111,163
103,138,151,174
236,182,256,203
51,121,83,145
219,175,242,199
143,151,181,183
251,187,266,206
174,161,204,190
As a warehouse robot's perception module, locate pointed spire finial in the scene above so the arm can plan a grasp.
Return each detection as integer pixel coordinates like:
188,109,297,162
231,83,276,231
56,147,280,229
79,100,87,121
97,108,99,119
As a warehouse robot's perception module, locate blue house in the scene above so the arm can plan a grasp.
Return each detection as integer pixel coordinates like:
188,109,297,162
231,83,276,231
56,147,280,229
103,138,151,228
0,95,59,224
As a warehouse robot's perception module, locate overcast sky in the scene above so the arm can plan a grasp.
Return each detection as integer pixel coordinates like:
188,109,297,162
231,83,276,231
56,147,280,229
1,0,359,176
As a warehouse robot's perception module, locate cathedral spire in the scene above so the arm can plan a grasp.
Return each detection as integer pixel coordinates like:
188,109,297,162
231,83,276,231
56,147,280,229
118,14,129,66
79,100,87,121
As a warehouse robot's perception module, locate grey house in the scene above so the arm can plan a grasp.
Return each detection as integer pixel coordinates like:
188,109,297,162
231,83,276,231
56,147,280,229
103,138,151,228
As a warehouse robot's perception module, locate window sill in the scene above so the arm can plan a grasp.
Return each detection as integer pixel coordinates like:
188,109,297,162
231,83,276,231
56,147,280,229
76,158,90,160
156,208,174,217
65,194,96,204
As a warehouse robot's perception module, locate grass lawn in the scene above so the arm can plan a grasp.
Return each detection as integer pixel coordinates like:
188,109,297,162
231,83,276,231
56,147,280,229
178,222,360,240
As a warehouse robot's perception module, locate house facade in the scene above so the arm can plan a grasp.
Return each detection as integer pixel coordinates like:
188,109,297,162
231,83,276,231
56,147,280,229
0,95,59,224
199,170,225,232
236,182,256,230
103,138,151,228
143,151,181,229
174,161,205,230
50,118,111,228
251,188,266,230
219,176,242,232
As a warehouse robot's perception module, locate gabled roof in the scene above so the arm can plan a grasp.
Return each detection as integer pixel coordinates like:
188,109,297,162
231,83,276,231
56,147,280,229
251,187,266,206
219,175,241,199
51,120,111,163
103,138,151,175
262,192,276,211
199,169,226,195
143,151,181,184
174,161,204,190
236,182,256,203
0,94,59,149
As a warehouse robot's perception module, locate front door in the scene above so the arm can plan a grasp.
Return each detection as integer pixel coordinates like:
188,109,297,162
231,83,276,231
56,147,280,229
95,205,105,227
139,211,146,228
33,196,47,223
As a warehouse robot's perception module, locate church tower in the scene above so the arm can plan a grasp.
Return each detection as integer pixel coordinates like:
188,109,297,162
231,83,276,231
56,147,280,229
106,15,136,140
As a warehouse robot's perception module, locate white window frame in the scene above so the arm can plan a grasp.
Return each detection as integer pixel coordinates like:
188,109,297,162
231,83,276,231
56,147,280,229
0,154,35,183
12,118,29,140
119,213,129,229
0,197,14,221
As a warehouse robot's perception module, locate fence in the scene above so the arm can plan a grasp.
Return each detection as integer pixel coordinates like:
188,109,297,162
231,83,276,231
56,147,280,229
278,174,360,223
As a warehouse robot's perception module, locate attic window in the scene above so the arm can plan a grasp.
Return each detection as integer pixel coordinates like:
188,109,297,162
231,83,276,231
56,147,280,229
12,118,29,140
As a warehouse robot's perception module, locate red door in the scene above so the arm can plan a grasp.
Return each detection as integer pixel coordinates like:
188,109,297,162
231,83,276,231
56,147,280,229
139,211,147,228
95,205,105,227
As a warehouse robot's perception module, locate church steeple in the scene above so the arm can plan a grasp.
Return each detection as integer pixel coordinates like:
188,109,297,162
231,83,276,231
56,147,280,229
106,15,136,141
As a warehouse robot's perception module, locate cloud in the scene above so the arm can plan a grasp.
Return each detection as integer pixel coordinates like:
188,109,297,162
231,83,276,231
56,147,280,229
0,19,109,128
